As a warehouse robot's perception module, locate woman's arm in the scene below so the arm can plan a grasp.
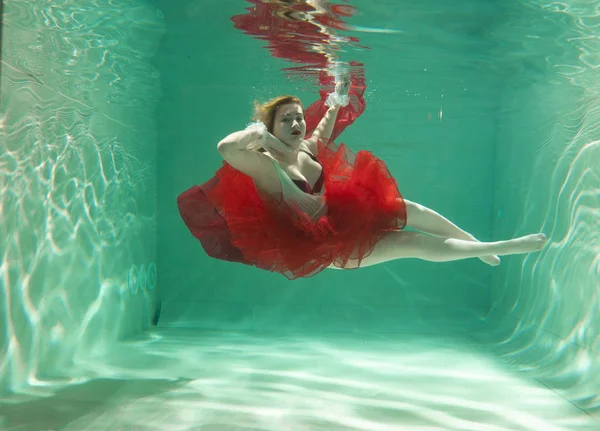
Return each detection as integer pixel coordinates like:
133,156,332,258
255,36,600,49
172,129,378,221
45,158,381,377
217,124,297,181
305,79,350,154
217,128,273,179
304,105,341,154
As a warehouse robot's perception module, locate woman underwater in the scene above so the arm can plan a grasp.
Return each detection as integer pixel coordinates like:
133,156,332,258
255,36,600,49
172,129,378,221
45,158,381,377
177,80,546,280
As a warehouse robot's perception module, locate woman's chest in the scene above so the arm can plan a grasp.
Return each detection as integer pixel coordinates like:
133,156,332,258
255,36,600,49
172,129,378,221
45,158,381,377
280,153,323,188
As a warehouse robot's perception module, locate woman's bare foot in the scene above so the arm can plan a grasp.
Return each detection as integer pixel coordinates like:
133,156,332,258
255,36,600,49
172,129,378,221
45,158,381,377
477,234,546,265
505,233,547,255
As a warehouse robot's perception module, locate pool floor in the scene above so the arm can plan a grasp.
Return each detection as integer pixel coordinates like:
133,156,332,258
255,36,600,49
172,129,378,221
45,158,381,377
0,328,596,430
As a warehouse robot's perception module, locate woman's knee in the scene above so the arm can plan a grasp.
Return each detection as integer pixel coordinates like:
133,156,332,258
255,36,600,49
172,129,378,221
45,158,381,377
403,199,425,227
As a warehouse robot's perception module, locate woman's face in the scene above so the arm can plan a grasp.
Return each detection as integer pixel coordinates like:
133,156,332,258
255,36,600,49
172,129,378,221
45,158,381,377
272,103,306,148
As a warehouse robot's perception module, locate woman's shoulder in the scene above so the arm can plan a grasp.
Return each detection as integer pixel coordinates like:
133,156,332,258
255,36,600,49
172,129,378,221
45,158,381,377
301,138,319,156
299,140,317,156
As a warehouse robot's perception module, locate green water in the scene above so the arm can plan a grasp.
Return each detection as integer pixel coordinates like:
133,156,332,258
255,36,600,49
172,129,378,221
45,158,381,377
1,0,599,429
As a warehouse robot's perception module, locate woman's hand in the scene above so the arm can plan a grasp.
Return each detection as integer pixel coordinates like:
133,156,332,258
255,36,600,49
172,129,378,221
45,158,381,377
263,132,297,157
335,77,350,99
244,121,293,155
326,77,350,108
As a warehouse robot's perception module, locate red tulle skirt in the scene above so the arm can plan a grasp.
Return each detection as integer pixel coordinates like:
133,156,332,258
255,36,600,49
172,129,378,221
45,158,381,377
177,140,407,279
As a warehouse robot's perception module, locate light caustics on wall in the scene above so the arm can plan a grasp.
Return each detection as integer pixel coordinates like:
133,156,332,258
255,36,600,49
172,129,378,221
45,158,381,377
0,0,164,394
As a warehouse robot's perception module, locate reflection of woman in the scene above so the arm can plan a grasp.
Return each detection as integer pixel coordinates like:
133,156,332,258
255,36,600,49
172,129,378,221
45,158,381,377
231,0,358,67
177,83,547,280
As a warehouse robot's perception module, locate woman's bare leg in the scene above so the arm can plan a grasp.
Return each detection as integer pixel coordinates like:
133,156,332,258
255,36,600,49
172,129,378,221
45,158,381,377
330,231,546,269
404,199,501,266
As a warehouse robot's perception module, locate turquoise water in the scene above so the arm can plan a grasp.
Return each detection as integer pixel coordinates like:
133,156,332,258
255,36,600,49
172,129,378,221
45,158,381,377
1,0,599,429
